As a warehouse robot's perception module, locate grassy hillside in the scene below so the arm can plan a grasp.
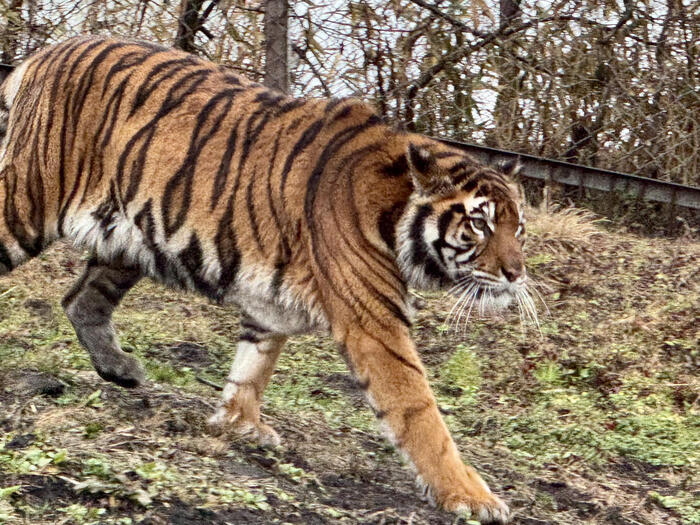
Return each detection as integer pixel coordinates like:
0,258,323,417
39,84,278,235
1,208,698,525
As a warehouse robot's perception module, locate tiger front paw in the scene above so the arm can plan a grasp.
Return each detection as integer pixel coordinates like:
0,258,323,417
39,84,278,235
442,492,510,524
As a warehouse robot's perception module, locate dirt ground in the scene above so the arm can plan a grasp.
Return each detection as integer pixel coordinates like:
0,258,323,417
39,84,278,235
1,207,698,524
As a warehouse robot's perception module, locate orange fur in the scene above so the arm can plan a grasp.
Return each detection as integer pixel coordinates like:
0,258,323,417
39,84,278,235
0,36,528,523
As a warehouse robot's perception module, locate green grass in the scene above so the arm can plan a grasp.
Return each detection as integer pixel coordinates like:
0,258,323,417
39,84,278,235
1,215,698,524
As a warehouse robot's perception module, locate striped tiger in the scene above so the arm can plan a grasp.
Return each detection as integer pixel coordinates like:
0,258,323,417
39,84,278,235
0,36,531,523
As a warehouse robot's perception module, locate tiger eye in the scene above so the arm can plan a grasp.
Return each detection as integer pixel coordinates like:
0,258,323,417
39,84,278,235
471,218,487,231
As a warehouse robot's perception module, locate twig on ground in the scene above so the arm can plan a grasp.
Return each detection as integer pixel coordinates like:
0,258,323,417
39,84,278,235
196,376,223,391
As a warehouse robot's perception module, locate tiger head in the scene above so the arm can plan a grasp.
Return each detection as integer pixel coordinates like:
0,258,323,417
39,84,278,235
396,142,529,318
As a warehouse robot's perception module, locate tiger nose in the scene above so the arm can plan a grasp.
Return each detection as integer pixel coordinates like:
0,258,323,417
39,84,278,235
502,264,524,282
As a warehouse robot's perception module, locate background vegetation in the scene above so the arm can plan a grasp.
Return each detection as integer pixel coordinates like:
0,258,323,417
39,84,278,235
1,209,698,524
1,0,698,186
0,1,698,524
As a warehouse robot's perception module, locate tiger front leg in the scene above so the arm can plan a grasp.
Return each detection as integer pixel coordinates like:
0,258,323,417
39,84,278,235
208,320,286,447
342,326,510,524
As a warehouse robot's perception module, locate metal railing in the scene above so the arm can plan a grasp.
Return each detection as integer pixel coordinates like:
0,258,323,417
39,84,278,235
438,139,700,210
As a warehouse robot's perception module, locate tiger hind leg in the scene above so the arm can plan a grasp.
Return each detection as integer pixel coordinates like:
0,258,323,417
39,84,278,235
62,258,144,388
0,182,46,275
208,319,286,447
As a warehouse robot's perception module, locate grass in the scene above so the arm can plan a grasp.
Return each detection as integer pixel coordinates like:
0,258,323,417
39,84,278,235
0,205,698,524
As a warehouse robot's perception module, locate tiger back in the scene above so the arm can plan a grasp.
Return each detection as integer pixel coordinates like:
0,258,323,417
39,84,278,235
0,36,529,524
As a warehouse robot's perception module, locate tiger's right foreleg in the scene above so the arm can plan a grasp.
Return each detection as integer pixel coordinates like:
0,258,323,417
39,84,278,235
62,258,144,388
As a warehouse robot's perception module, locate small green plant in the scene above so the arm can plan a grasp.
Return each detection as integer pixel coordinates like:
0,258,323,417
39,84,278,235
533,361,562,386
82,389,104,408
208,486,271,511
439,345,481,403
59,503,105,524
83,422,104,439
0,447,67,474
134,461,174,482
649,491,700,524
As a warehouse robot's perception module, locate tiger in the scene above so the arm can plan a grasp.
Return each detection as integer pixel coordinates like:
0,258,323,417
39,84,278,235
0,36,530,523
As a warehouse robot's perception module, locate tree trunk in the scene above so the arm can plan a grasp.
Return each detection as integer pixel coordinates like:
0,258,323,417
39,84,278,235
1,0,24,63
263,0,289,93
175,0,207,53
490,0,522,148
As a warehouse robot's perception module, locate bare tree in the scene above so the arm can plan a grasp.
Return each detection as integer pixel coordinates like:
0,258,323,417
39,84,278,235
175,0,218,53
1,0,23,63
263,0,289,93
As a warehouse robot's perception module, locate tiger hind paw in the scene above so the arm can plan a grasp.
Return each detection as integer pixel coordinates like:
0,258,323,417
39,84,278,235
207,408,281,447
92,351,145,388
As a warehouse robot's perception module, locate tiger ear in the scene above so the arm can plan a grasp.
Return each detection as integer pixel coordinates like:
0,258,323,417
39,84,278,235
500,158,522,180
407,143,453,196
500,158,525,200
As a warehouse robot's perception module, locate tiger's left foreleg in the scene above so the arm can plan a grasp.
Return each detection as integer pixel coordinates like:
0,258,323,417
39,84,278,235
342,325,510,524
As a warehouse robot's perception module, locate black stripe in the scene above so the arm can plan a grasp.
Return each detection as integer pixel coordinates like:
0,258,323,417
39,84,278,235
402,402,431,424
214,197,241,302
55,41,106,215
324,97,347,115
459,173,487,192
437,207,460,240
378,203,404,251
221,73,242,85
304,116,409,328
119,69,211,204
129,57,199,117
381,154,409,178
448,160,471,174
26,112,45,244
179,234,217,299
80,77,129,203
328,146,410,324
162,89,236,237
88,280,122,306
101,49,161,97
278,99,307,114
409,205,444,281
42,38,99,160
70,42,129,126
210,117,240,210
265,127,287,258
278,119,325,198
240,318,269,334
239,332,261,343
378,339,423,376
434,151,461,159
134,199,169,280
246,173,263,251
0,243,12,271
239,106,278,249
254,90,285,106
58,148,84,235
304,116,382,227
3,166,42,256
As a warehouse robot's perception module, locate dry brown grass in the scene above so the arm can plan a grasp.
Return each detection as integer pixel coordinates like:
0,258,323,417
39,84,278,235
526,204,604,255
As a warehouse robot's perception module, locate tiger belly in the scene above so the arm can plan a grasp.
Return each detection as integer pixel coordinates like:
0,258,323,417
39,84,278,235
65,207,325,335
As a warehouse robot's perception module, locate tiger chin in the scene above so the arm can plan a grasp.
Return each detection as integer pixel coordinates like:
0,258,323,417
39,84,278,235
0,36,531,523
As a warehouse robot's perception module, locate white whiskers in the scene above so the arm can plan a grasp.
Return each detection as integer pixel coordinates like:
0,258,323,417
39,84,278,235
446,276,545,335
